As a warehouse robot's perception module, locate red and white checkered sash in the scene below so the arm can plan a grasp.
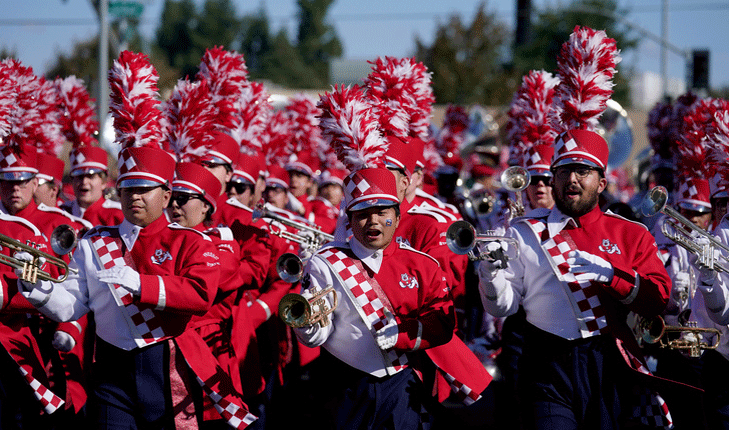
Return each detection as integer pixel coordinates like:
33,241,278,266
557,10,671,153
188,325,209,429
17,364,64,414
192,374,257,429
440,369,482,406
318,247,408,375
88,229,172,348
522,218,607,337
616,338,673,429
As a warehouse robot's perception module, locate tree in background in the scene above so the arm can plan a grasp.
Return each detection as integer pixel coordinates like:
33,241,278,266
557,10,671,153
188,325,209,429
239,8,272,76
512,0,638,106
415,2,514,106
295,0,342,87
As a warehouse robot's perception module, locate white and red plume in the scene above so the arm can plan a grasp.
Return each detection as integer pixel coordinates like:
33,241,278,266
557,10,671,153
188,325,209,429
554,26,621,132
108,50,166,152
318,84,387,172
55,76,99,151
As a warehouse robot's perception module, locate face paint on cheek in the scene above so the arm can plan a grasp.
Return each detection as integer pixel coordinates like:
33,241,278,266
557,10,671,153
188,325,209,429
385,219,392,226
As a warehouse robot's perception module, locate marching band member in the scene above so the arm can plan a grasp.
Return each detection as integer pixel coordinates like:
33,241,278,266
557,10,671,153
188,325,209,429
687,97,729,429
17,51,255,429
34,153,65,207
478,27,677,429
301,84,491,429
311,164,346,235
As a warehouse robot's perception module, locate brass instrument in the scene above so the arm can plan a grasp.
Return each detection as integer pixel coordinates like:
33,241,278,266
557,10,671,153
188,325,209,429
500,165,531,218
279,287,338,328
50,224,80,256
252,204,334,251
638,315,721,358
641,186,729,272
446,220,519,262
276,253,304,283
0,233,73,283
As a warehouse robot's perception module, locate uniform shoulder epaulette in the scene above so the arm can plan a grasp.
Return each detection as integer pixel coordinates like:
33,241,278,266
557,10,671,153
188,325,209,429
224,197,251,212
203,226,234,241
512,207,551,224
604,209,650,232
36,203,93,229
86,224,118,237
416,202,458,221
314,240,348,255
168,223,212,241
397,241,441,267
102,199,122,210
406,204,450,223
0,212,42,235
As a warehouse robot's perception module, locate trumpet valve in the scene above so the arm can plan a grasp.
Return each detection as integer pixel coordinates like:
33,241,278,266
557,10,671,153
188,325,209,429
21,262,39,284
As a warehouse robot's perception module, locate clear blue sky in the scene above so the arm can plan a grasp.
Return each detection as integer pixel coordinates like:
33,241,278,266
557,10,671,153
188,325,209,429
1,0,727,93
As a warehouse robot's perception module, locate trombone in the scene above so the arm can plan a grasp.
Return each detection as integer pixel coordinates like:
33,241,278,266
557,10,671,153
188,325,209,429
641,186,729,272
252,203,334,251
446,220,519,262
0,233,74,283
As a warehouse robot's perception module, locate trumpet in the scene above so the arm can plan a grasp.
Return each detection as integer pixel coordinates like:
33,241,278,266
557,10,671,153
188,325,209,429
501,166,531,218
454,187,496,225
641,186,729,272
0,233,73,283
638,315,721,358
279,286,338,328
252,203,334,251
276,252,304,283
446,220,519,262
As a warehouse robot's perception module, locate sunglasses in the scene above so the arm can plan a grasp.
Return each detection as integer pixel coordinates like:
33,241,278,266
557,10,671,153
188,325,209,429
170,193,203,207
226,182,253,195
530,176,551,186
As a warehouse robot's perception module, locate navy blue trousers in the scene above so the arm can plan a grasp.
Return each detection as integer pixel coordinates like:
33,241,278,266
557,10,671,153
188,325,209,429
318,351,424,430
89,338,179,430
519,323,628,430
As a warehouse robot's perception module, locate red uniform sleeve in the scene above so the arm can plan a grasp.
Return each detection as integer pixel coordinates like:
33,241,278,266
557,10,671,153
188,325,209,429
607,227,671,316
137,234,220,316
229,219,272,290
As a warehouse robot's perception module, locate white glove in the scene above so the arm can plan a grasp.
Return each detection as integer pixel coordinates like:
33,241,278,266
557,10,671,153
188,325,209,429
12,251,46,289
566,250,614,283
476,242,508,282
695,263,718,292
374,319,399,350
97,266,142,295
52,331,76,352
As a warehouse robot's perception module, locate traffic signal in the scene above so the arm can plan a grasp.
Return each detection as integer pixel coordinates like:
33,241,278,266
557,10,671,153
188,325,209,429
691,49,710,90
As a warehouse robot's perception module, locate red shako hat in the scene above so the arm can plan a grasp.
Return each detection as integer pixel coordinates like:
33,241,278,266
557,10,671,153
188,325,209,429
172,162,221,212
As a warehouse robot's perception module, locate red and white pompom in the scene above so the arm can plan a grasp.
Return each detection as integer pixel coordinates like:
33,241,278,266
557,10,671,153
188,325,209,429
286,94,323,154
261,109,294,166
0,60,19,139
678,97,723,178
318,84,387,172
108,50,165,151
435,104,469,159
33,77,64,156
55,75,99,151
554,26,621,132
0,59,43,148
646,100,674,161
162,78,216,162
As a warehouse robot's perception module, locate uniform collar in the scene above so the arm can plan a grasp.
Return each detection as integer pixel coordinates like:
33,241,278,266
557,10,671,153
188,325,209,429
118,215,168,250
2,199,38,219
548,204,602,237
348,237,393,274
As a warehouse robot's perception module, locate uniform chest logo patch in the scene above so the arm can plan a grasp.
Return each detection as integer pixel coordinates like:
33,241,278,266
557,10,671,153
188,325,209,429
598,239,621,255
395,236,411,247
399,273,419,289
151,248,173,265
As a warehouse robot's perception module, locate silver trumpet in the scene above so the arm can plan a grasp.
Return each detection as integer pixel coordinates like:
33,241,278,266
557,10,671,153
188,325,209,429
641,186,729,272
500,165,531,219
276,252,305,283
252,203,334,251
50,224,81,256
446,220,519,262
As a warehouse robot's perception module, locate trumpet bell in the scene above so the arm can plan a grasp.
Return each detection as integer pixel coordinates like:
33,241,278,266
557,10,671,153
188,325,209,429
500,166,530,193
446,220,477,255
279,286,338,328
276,253,304,283
50,224,78,256
640,186,668,217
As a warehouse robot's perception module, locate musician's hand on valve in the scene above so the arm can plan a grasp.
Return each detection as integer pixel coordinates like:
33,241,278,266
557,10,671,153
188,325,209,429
375,319,399,350
52,331,76,352
566,250,614,283
13,251,46,288
695,262,718,291
476,242,507,282
97,266,141,295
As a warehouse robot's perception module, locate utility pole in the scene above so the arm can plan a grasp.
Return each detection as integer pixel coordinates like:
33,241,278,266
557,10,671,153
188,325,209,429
98,0,109,134
660,0,668,99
